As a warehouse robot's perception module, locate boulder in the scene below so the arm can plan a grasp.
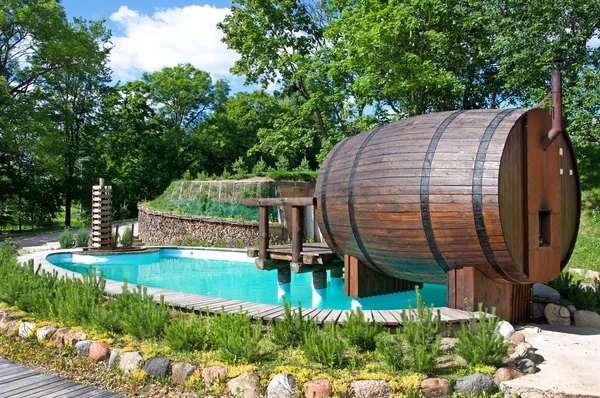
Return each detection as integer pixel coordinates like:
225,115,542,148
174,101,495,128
455,374,494,395
64,331,87,347
227,372,262,398
349,380,393,398
516,358,538,375
267,373,298,398
52,327,71,347
420,378,453,398
36,326,57,341
108,348,122,369
0,311,20,329
18,321,35,338
4,319,21,334
567,305,577,319
89,342,110,362
544,303,571,326
119,351,143,374
144,357,171,378
171,362,198,385
532,302,547,321
574,310,600,328
510,342,535,360
493,367,523,385
304,379,332,398
75,340,94,356
202,365,227,389
498,321,515,338
510,332,525,345
533,283,560,301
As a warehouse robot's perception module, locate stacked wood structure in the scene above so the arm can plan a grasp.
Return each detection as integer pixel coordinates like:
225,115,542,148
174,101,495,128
91,178,113,249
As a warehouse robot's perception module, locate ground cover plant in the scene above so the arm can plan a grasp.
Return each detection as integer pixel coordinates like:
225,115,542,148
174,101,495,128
547,272,600,314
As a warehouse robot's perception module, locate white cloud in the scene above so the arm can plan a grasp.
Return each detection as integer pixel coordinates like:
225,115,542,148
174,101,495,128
108,5,239,81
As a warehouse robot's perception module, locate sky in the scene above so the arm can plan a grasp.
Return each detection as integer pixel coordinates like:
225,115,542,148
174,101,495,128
60,0,255,91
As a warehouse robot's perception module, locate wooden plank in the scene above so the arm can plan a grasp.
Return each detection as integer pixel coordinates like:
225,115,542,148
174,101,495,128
241,197,315,207
261,307,288,321
377,310,399,326
312,309,332,325
5,379,67,397
2,374,57,394
323,310,343,324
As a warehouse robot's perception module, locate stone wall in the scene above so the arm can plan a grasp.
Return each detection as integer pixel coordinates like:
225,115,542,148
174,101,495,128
138,205,287,247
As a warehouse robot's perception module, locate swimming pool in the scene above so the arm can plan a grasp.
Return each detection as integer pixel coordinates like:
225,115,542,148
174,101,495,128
47,249,447,310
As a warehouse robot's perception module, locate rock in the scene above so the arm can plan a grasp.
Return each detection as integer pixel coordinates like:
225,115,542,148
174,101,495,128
4,318,21,334
510,332,526,345
75,340,94,356
64,331,87,347
498,321,515,338
89,342,110,362
108,348,121,369
36,326,57,341
52,327,71,346
493,367,523,385
420,378,453,397
0,311,20,329
544,303,571,326
574,310,600,328
567,305,577,319
202,365,227,389
304,379,332,398
532,302,547,321
227,372,262,398
510,342,535,360
440,337,458,352
18,321,35,338
349,380,392,398
144,357,171,378
533,283,560,301
516,358,538,375
171,362,198,385
267,373,298,398
455,374,494,395
119,351,143,374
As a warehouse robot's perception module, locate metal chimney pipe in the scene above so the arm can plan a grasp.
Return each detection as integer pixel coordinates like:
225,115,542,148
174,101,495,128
542,60,564,150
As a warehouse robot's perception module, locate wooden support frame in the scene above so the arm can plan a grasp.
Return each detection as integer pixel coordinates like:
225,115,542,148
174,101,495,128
259,206,270,261
291,205,304,267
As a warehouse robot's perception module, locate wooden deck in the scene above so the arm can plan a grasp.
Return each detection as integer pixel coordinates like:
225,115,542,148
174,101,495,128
0,357,125,397
247,242,338,265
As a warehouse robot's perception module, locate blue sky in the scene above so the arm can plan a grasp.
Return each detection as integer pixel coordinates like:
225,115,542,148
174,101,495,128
60,0,258,92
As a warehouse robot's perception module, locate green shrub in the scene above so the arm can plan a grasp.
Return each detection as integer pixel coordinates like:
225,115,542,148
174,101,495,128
252,157,267,175
271,301,316,348
50,270,105,326
400,287,443,347
232,157,248,177
75,228,90,247
114,283,170,339
120,227,132,247
0,238,20,262
59,229,74,249
164,312,211,352
112,231,118,248
181,235,207,247
455,303,508,366
303,323,347,368
275,154,290,171
548,272,600,313
90,305,123,333
213,308,265,364
376,333,404,371
340,308,384,352
295,156,311,172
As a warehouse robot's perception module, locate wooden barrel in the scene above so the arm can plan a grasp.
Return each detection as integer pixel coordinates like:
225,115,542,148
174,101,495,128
315,109,580,285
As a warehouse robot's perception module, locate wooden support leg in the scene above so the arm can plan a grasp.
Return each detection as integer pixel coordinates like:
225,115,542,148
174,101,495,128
291,206,304,267
312,270,327,289
447,267,532,324
259,206,270,261
277,267,291,284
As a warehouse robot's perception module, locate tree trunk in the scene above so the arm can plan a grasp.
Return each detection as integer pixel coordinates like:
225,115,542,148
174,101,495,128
65,190,72,227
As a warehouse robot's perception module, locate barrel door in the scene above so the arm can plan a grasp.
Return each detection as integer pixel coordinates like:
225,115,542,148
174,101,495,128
316,108,580,285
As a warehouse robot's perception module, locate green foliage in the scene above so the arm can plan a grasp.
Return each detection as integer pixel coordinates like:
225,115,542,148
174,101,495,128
75,228,90,248
455,304,508,366
275,155,290,171
213,309,265,364
340,308,384,352
59,229,74,249
548,272,600,313
295,156,311,172
114,283,170,339
181,235,209,247
221,168,232,179
120,227,132,247
164,312,211,352
232,157,248,177
51,271,105,326
400,288,444,347
376,333,404,371
0,239,19,262
270,301,316,348
112,231,118,248
302,324,347,368
251,157,267,175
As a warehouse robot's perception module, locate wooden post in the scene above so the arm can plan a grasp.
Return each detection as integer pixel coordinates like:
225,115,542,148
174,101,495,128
291,206,304,265
115,225,119,248
312,270,327,289
259,206,270,261
278,267,291,284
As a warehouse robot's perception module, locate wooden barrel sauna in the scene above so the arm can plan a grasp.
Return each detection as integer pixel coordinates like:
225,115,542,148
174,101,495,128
315,108,580,286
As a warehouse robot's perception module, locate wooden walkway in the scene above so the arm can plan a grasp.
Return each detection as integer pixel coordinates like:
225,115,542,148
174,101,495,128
0,357,125,398
247,242,339,265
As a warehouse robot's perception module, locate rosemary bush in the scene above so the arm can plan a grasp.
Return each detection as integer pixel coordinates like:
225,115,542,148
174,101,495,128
114,283,169,339
340,308,384,352
50,271,105,326
271,300,316,347
213,309,265,364
376,333,404,371
455,303,508,366
303,323,347,368
164,312,211,352
120,227,132,247
59,229,74,249
75,228,90,247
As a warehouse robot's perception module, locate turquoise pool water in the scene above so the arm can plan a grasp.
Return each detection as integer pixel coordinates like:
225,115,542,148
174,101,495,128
47,249,447,310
